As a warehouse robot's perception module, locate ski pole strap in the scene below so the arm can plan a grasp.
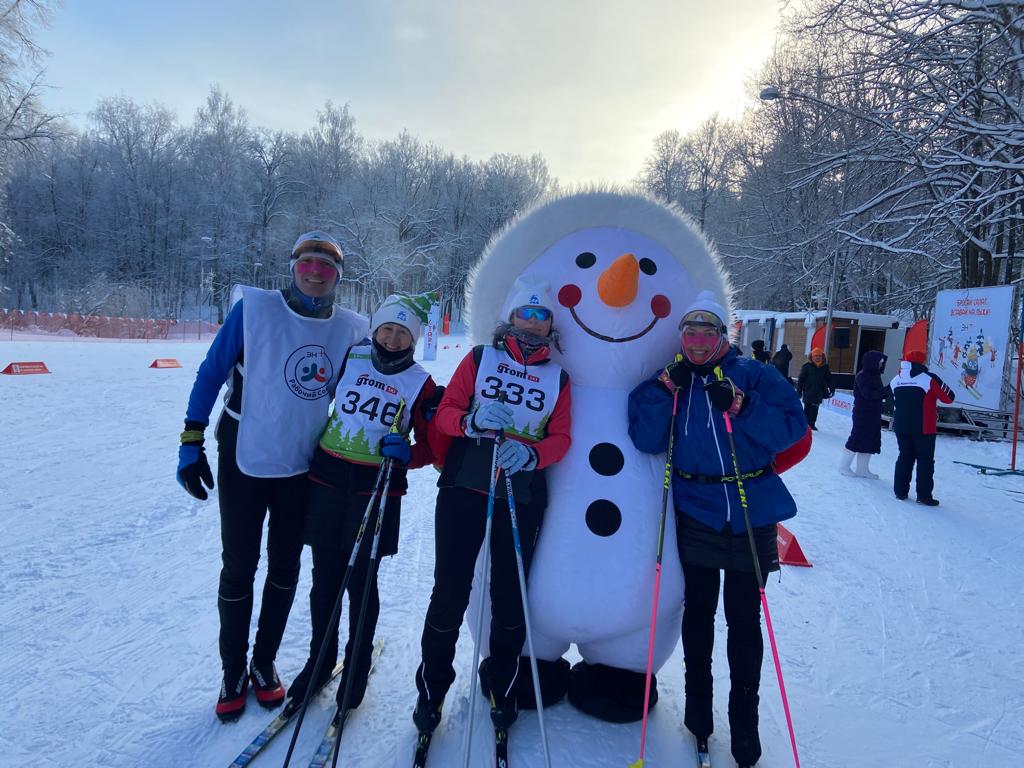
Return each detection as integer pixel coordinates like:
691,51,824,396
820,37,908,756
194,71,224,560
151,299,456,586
675,464,772,484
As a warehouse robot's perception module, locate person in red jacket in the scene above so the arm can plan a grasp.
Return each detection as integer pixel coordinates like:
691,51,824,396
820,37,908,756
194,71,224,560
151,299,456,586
412,276,572,735
890,350,954,505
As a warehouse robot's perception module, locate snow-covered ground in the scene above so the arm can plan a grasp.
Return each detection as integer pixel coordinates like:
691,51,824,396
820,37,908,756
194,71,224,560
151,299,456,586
3,338,1023,767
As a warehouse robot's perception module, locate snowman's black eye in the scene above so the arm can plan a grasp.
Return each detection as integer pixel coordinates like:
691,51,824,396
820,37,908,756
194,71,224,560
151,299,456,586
639,258,657,275
576,252,597,269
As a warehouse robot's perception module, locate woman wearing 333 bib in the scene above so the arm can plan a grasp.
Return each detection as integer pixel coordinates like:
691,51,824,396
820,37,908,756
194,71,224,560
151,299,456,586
286,294,441,715
412,276,573,734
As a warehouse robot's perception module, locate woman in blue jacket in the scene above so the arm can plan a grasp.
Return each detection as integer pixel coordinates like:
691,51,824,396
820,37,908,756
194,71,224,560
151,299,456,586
628,291,806,768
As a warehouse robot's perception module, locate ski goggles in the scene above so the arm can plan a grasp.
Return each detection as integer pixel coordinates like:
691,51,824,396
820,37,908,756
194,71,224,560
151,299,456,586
512,306,552,322
294,254,341,278
679,324,723,345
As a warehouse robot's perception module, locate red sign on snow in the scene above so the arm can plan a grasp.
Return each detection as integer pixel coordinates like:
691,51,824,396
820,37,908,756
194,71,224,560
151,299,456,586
777,523,812,567
2,361,51,375
149,358,182,369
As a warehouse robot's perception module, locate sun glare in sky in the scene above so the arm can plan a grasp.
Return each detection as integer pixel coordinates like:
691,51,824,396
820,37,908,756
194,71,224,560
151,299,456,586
38,1,780,184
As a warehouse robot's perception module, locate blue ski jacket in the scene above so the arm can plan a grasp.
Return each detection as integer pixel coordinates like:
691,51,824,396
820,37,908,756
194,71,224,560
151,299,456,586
628,347,807,533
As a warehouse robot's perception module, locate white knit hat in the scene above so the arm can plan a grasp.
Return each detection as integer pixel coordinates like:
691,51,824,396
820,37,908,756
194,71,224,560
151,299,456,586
501,275,555,321
370,293,431,344
679,290,728,331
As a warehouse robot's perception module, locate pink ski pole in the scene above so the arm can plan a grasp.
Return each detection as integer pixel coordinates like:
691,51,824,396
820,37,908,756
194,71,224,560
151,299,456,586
629,385,679,768
715,367,801,768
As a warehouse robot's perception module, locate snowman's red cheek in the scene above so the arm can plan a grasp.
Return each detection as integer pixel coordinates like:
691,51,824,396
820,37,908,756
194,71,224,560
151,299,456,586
558,284,582,308
651,294,671,318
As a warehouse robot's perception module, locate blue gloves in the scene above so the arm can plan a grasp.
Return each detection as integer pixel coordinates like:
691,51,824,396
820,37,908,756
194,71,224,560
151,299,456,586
178,442,214,500
496,439,538,475
466,401,514,437
380,433,412,466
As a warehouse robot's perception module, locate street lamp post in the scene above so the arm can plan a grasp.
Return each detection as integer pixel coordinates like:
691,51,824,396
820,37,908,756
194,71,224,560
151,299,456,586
759,84,845,359
200,236,213,340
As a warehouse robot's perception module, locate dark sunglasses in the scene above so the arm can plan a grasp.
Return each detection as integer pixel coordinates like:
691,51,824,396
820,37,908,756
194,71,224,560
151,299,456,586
513,306,552,322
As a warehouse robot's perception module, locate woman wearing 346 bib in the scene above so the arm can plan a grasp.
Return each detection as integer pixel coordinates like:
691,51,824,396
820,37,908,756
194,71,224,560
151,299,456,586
286,294,440,715
412,276,573,734
176,231,367,722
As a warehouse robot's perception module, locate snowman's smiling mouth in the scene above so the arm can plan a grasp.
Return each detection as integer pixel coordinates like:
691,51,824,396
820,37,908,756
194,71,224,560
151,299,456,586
558,284,672,343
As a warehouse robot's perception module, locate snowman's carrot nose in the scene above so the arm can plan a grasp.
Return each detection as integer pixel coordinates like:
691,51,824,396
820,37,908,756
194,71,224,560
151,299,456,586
598,253,639,307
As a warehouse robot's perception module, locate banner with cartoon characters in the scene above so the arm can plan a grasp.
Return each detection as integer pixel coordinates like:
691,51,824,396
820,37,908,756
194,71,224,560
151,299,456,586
931,285,1014,410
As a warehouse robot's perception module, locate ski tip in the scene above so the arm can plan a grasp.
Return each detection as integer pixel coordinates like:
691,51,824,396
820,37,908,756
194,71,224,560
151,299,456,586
627,760,644,768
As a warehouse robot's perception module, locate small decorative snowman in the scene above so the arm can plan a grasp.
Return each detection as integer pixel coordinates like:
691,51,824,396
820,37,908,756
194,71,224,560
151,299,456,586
467,190,731,721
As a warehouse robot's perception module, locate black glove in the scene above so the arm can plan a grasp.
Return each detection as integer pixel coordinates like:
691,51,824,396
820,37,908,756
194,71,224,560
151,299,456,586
420,385,446,422
658,358,690,392
178,442,214,500
702,377,746,414
177,421,213,500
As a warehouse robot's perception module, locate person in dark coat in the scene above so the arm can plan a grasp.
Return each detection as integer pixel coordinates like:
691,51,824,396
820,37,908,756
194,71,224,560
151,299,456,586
628,291,808,768
796,347,834,430
840,350,892,478
750,339,771,364
890,350,954,505
771,343,793,380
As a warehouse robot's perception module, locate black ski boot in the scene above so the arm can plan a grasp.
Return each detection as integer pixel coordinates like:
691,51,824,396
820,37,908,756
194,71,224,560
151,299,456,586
412,693,444,734
489,692,519,729
729,685,761,767
285,656,334,714
216,665,249,722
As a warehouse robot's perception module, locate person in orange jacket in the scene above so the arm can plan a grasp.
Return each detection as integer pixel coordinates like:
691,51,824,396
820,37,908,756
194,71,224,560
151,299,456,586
796,347,834,430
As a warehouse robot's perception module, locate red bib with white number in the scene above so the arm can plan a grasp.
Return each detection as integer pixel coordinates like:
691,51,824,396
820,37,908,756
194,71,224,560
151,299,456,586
473,345,562,443
319,345,429,464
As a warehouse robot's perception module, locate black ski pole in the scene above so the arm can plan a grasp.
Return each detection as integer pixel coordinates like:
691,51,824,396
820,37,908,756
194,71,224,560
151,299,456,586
280,437,393,767
330,399,406,768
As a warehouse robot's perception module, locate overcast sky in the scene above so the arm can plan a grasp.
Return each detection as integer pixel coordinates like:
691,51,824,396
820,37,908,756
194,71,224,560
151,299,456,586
36,0,781,185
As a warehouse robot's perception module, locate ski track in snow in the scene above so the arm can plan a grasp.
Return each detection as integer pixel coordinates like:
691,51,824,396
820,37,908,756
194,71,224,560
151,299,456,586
2,338,1023,767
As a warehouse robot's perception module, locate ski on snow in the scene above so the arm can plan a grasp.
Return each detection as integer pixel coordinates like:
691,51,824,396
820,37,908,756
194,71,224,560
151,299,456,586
306,639,385,768
226,660,347,767
413,722,508,767
494,726,509,768
411,730,433,767
695,736,711,768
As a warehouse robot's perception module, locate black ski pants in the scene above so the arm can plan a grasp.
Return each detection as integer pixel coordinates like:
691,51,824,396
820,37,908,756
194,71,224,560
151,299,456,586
216,422,306,674
416,486,543,709
681,563,763,739
305,539,380,708
803,400,820,428
894,432,936,500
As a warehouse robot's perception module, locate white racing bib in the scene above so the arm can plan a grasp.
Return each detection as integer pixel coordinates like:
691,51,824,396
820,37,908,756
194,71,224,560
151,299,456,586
319,345,429,464
235,287,368,477
473,345,562,442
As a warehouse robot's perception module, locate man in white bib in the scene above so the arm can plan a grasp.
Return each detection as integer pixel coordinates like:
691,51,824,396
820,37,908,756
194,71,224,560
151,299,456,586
177,231,368,722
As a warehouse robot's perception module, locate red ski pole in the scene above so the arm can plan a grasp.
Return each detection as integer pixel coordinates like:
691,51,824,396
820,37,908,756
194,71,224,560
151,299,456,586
715,367,801,768
629,383,680,768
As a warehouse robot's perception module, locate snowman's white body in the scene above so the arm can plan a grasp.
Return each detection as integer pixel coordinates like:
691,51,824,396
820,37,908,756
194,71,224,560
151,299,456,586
467,192,730,682
528,385,683,671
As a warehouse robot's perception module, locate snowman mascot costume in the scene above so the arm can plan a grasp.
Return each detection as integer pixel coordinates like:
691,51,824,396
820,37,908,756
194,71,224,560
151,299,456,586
467,190,730,721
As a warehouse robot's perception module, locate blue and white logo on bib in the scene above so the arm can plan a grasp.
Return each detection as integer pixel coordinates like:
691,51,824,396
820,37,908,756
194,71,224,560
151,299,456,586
284,345,334,400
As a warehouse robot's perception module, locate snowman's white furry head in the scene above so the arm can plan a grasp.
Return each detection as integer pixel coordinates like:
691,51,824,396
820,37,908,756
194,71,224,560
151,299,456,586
468,189,732,388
